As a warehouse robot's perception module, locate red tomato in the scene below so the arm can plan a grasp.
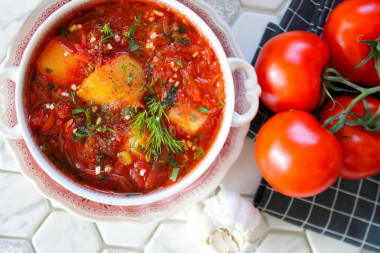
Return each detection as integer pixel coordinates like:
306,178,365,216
255,31,329,113
323,0,380,87
319,95,380,179
255,110,343,197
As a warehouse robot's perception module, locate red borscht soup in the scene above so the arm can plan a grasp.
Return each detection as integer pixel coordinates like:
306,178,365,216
25,0,225,195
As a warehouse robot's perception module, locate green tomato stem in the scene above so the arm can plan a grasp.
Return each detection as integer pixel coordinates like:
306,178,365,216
367,105,380,129
322,69,380,134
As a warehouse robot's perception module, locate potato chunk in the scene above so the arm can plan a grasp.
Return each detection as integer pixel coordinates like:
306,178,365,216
77,54,145,107
36,38,85,86
168,106,208,135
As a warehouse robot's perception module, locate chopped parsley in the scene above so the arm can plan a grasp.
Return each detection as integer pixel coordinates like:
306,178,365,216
194,146,204,160
177,24,187,34
45,68,53,74
176,36,190,46
163,33,174,42
124,13,145,52
174,59,183,70
197,106,210,114
166,155,179,167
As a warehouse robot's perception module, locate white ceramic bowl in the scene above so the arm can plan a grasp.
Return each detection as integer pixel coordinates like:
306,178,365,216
0,0,260,206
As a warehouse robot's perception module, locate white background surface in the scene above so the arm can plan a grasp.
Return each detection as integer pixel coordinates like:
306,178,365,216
0,0,373,252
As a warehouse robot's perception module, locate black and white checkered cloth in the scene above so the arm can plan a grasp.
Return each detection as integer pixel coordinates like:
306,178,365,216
250,0,380,251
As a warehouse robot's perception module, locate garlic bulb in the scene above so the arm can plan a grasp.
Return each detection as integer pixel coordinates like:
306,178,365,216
187,189,262,253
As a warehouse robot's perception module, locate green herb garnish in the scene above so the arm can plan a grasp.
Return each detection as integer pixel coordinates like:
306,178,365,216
126,73,133,85
121,63,127,76
170,167,180,182
72,103,113,138
194,146,204,160
148,86,156,94
69,91,77,105
176,36,190,46
128,97,185,158
189,114,198,121
155,49,165,61
177,25,187,34
99,23,114,43
124,13,144,52
163,33,174,42
197,106,210,114
45,68,53,74
166,155,179,167
174,59,183,70
122,107,137,116
88,63,95,72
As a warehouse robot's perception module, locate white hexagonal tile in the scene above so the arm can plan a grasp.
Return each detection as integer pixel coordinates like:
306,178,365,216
265,214,304,232
32,211,101,253
0,238,34,253
257,232,311,253
102,249,140,253
49,199,65,210
168,209,188,221
0,137,19,172
0,173,49,237
0,0,42,63
203,0,240,25
306,230,367,253
145,222,200,253
232,12,277,62
241,0,285,11
97,220,159,248
220,137,262,195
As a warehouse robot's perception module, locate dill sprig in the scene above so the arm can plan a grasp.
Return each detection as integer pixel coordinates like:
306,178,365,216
128,98,185,158
100,23,114,43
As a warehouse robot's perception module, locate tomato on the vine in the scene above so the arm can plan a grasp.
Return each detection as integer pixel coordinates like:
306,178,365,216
323,0,380,87
255,110,343,197
255,31,329,113
319,95,380,179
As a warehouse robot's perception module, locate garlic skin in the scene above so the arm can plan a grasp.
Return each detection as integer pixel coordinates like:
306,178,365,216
187,189,262,253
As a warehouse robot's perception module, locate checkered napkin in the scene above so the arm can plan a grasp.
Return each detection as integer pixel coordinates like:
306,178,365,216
249,0,380,251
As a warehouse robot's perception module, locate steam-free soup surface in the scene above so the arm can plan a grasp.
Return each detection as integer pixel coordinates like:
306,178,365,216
26,0,225,195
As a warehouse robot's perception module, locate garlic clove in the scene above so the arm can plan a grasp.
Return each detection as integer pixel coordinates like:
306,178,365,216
187,189,263,253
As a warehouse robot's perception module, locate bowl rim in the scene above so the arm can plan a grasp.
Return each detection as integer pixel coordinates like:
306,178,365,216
14,0,236,206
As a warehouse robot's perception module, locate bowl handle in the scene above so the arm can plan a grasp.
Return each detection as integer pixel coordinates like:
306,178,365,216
0,67,23,139
227,58,261,127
